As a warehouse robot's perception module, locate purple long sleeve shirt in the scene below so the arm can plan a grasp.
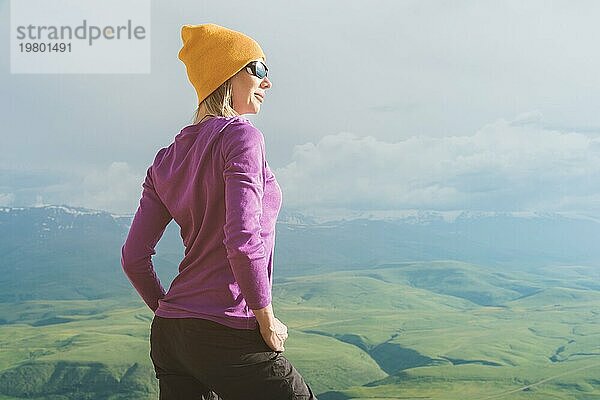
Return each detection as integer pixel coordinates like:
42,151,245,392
121,115,282,330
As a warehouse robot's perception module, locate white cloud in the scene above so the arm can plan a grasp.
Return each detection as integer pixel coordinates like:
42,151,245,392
0,192,15,206
276,112,600,212
4,113,600,215
69,162,144,214
0,162,144,213
33,194,48,207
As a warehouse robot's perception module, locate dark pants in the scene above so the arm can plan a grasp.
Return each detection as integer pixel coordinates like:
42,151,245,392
150,315,317,400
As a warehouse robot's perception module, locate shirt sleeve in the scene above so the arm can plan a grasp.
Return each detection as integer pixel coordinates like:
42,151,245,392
121,164,173,312
221,122,271,310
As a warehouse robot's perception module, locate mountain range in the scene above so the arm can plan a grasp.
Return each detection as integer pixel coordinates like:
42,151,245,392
1,204,599,303
1,204,599,399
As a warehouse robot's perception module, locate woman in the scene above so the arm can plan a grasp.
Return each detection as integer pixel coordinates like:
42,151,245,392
121,23,317,399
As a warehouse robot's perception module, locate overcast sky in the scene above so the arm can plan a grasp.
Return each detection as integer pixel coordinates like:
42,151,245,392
1,0,600,215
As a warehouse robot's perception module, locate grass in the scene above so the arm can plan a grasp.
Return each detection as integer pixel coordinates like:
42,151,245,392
0,260,599,399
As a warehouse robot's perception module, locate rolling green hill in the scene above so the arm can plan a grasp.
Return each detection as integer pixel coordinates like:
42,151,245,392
1,261,599,399
1,206,599,398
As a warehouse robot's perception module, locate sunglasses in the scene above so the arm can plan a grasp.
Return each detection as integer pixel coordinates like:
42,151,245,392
245,60,268,79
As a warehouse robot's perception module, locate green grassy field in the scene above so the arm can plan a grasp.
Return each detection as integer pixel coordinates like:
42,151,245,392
0,260,599,399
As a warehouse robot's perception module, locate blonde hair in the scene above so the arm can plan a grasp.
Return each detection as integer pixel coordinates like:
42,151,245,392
192,78,239,124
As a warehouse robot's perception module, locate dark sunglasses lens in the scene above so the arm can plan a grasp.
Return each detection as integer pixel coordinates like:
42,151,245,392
255,62,267,78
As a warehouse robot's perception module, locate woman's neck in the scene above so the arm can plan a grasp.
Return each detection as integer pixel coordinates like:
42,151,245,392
197,113,216,124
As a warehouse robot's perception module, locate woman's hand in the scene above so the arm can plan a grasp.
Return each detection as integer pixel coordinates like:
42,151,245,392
252,303,289,352
259,317,288,352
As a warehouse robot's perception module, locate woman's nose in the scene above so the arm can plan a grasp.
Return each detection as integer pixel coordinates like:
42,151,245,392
262,76,272,89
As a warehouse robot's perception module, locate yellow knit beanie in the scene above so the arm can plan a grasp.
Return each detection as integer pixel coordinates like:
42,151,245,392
178,23,267,105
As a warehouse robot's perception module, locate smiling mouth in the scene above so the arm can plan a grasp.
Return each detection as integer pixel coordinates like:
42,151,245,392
254,93,264,102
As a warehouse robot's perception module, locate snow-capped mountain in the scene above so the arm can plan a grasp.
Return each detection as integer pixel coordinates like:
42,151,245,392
0,204,599,302
278,207,600,225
